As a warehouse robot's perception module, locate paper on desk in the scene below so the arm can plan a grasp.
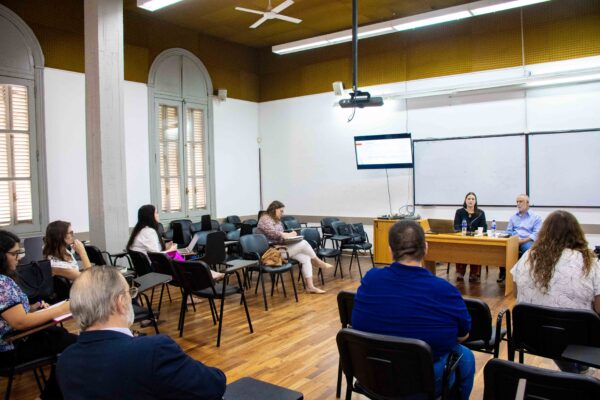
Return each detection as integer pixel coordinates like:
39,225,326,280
37,300,72,322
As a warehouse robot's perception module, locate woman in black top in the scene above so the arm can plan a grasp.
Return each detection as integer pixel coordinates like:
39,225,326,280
453,192,487,282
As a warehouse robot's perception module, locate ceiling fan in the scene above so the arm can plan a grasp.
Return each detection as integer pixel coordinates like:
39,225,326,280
235,0,302,29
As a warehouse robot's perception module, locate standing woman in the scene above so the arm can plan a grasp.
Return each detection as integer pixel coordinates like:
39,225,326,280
0,230,76,399
257,201,332,294
453,192,487,282
44,220,92,281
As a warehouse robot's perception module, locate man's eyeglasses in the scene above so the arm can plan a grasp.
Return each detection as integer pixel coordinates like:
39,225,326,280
7,249,26,260
129,287,139,299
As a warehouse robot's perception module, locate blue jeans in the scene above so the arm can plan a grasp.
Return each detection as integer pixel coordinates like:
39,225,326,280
519,240,533,254
433,344,475,400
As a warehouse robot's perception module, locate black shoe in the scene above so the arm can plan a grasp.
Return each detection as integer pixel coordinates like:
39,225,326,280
496,274,506,283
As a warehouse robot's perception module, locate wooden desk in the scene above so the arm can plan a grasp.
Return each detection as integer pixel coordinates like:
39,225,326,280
373,218,519,296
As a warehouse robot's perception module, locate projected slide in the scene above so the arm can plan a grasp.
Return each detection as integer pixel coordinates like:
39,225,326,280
354,134,413,169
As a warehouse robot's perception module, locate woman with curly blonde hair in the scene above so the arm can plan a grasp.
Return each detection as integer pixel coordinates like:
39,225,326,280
511,210,600,372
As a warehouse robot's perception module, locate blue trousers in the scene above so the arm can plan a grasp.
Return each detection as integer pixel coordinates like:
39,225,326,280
519,240,533,254
433,344,475,400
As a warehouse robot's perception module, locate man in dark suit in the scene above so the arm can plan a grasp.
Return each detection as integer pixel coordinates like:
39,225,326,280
57,266,226,400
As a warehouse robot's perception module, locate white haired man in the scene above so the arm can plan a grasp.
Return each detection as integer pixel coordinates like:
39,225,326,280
57,266,226,399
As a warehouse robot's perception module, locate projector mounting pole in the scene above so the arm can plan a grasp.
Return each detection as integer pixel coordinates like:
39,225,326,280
352,0,358,93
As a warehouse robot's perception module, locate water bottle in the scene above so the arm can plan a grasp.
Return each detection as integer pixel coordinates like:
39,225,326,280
490,219,497,237
461,218,467,236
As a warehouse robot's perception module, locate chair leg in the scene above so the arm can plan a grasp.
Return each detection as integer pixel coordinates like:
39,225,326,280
157,284,165,313
519,350,524,364
355,250,363,279
369,249,374,269
280,273,288,297
336,359,343,398
254,271,261,295
318,268,324,286
289,269,298,302
241,291,253,334
5,373,14,400
216,297,225,347
260,271,269,311
178,294,187,337
166,284,172,303
208,299,218,325
270,273,276,297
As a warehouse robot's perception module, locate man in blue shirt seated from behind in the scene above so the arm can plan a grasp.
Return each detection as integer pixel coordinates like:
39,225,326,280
352,220,475,399
497,193,543,282
57,266,226,400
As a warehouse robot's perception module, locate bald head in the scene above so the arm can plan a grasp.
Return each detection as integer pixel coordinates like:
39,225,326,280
69,266,129,331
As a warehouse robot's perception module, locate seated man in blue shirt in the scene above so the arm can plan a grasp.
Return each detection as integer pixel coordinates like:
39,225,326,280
352,220,475,400
57,266,226,400
497,194,543,282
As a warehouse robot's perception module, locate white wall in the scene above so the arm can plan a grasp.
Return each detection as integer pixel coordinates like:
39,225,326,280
258,57,600,246
213,98,260,218
43,68,261,233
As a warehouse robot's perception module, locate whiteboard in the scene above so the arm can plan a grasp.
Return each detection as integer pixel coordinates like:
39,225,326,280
529,131,600,207
414,135,526,206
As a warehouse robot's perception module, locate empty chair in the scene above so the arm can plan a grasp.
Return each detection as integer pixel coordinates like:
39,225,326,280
239,234,298,311
172,260,253,346
171,219,193,246
483,358,600,400
320,217,339,247
336,291,356,398
509,303,600,366
462,298,509,358
242,218,258,228
20,236,44,265
226,215,242,227
240,223,253,237
331,221,372,279
302,227,341,283
198,231,232,271
283,218,301,233
84,244,110,266
336,328,460,400
220,223,237,233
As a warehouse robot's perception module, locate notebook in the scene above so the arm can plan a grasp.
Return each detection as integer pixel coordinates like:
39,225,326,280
282,235,303,244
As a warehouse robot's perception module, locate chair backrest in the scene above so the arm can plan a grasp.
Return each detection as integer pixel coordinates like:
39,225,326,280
191,222,202,233
321,217,340,235
220,222,236,233
283,219,301,231
337,328,436,400
351,223,368,242
226,215,242,225
331,221,352,236
512,303,600,359
240,223,254,237
243,218,258,227
128,249,154,277
301,228,320,250
84,245,108,266
464,298,493,343
201,214,212,231
483,358,600,400
16,260,54,302
211,219,220,231
147,251,177,282
239,234,269,259
171,219,193,246
172,260,215,294
337,291,355,328
20,236,44,265
280,215,296,223
226,229,241,241
200,231,227,265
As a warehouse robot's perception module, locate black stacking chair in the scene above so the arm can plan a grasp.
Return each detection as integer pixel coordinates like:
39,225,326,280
239,234,298,311
147,251,186,308
172,260,253,346
220,222,237,233
128,249,168,311
226,215,242,227
19,236,44,265
463,298,509,358
240,223,253,237
331,221,373,279
171,219,193,246
84,244,110,266
320,217,339,247
509,303,600,364
483,358,600,400
336,291,356,398
197,231,234,271
132,289,160,335
242,218,258,228
337,328,460,400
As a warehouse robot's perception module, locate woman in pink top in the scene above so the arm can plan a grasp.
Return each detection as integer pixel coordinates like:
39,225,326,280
257,201,332,294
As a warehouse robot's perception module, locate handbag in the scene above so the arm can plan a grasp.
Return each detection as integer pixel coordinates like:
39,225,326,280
261,247,283,266
16,260,54,302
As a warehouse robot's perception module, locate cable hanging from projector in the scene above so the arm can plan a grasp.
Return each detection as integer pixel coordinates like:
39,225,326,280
340,0,384,121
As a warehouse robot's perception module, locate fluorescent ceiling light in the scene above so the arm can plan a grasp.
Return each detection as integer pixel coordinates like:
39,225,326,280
273,0,553,55
273,40,328,55
393,11,472,31
525,73,600,87
471,0,551,16
137,0,183,12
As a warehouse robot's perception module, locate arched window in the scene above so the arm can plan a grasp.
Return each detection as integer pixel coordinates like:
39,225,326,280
148,49,215,221
0,4,47,235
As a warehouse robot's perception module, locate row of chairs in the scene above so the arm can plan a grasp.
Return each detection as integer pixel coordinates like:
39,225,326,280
336,291,600,399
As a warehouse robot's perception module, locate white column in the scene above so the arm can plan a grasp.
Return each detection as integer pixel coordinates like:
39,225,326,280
84,0,129,253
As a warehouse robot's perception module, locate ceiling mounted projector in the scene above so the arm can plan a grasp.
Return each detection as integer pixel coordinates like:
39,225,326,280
339,90,383,108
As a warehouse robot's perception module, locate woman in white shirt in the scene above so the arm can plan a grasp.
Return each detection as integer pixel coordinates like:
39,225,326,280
511,210,600,372
43,220,92,281
127,205,176,256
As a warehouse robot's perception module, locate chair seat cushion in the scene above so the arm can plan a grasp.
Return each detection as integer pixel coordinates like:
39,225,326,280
342,242,372,250
464,328,507,351
318,248,340,257
194,284,240,298
261,263,293,273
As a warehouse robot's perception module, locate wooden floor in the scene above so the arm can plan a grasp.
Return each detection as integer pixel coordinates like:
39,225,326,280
5,256,599,399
